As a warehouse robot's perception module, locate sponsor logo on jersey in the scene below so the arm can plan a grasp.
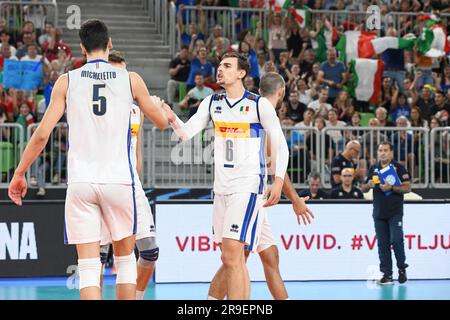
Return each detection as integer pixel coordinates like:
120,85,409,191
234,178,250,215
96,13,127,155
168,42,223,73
215,121,251,138
230,224,239,233
214,106,222,114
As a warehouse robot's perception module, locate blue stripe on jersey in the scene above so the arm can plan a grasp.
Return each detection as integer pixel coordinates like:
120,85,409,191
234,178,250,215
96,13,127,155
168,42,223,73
256,96,261,122
127,115,137,234
63,216,68,245
250,123,263,138
246,211,259,252
240,193,256,242
258,129,266,194
87,59,108,64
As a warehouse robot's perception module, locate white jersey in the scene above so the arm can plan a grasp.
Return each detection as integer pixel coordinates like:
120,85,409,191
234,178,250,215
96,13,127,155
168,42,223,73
172,90,289,195
66,60,134,184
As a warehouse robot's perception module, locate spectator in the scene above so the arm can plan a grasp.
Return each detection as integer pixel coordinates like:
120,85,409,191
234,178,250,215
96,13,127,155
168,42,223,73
413,46,433,90
326,108,346,155
50,46,72,74
430,90,450,125
345,111,363,141
38,22,54,46
438,65,450,94
410,106,428,128
42,70,60,109
308,62,321,90
208,37,228,69
178,4,206,47
411,84,435,120
299,49,315,81
334,90,354,123
257,51,268,78
276,51,292,83
430,116,449,184
359,118,389,166
318,48,346,105
42,29,72,62
268,9,288,62
186,46,213,89
244,76,258,94
235,0,254,35
206,24,230,50
262,59,278,75
330,168,364,199
381,27,407,91
24,4,47,34
307,87,332,119
299,172,329,199
295,107,315,135
286,10,303,59
390,83,411,123
167,45,191,107
330,140,363,187
306,116,330,164
392,116,415,177
238,38,260,84
15,103,34,140
15,32,36,60
0,31,16,57
287,63,301,89
277,101,295,127
375,106,395,127
297,78,314,107
380,76,393,112
179,73,214,118
286,90,305,123
0,45,18,73
5,89,35,122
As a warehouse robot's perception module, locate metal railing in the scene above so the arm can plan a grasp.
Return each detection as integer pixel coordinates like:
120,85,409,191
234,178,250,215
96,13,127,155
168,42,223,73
321,127,429,189
430,127,450,188
144,0,176,57
0,123,23,187
0,0,58,30
26,122,68,188
3,123,450,189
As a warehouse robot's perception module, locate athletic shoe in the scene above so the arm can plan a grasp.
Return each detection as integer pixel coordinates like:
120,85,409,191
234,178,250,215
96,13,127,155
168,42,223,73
398,269,407,284
36,188,46,197
30,177,37,186
377,275,394,286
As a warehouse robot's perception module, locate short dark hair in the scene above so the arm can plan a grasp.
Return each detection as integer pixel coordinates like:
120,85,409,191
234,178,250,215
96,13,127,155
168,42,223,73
378,141,393,151
180,45,189,51
220,52,250,79
79,19,109,53
435,90,445,97
308,172,321,181
108,50,126,63
194,72,204,78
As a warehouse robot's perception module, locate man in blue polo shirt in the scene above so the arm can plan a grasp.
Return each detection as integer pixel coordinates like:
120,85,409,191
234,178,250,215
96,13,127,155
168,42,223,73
318,48,346,105
361,141,411,286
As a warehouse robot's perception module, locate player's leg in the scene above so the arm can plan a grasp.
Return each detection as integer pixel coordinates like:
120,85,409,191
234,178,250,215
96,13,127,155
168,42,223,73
136,237,159,299
243,250,251,299
134,188,158,299
65,183,103,300
208,245,227,300
259,245,288,300
100,184,138,300
111,235,137,300
221,238,246,300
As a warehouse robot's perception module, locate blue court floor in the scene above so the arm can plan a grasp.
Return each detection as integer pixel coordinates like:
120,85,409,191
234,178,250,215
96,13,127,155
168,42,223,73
0,276,449,300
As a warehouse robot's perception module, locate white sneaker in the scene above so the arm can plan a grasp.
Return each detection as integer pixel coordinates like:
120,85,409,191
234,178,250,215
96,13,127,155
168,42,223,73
36,188,46,196
30,177,37,186
52,174,59,184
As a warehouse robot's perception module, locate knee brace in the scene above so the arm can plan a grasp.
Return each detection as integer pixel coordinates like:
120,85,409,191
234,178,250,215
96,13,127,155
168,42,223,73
78,258,102,290
100,244,110,265
114,252,137,285
136,237,159,268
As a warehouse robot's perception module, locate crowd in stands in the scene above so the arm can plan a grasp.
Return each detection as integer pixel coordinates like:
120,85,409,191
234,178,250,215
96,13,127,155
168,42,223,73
168,0,450,190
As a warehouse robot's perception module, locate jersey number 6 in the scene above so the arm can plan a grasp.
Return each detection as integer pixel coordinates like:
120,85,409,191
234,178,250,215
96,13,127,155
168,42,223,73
93,84,107,116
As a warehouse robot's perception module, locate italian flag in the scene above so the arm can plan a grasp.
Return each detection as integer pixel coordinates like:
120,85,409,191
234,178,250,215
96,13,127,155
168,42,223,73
271,1,310,27
315,19,337,62
348,58,384,104
417,24,450,58
336,31,415,64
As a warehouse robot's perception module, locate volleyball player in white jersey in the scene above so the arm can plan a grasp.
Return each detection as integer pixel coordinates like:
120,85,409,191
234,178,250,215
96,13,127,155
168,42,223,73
98,51,158,300
8,20,168,300
207,72,315,300
163,52,289,300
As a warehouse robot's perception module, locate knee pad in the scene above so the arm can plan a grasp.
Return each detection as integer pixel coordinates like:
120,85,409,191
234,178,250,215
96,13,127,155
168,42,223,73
78,258,102,290
100,244,110,265
136,237,159,262
114,252,137,285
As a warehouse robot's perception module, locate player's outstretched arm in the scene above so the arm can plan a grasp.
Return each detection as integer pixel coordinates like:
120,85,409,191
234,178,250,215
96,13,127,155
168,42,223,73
129,72,168,130
161,95,212,141
8,74,68,206
259,97,289,207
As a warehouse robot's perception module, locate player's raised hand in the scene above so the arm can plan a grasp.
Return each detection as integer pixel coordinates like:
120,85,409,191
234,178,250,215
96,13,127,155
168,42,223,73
292,196,314,225
263,177,284,208
8,174,28,206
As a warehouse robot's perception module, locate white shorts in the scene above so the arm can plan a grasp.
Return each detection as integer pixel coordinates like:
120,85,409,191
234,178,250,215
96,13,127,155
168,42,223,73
213,192,263,246
64,183,136,245
100,186,155,246
245,208,277,253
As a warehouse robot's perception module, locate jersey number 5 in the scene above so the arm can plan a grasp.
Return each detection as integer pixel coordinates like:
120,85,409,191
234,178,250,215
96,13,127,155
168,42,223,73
93,84,107,116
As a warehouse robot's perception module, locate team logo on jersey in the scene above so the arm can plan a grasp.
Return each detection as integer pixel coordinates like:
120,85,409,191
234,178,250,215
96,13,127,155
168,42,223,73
214,106,222,114
230,224,239,233
240,106,250,115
